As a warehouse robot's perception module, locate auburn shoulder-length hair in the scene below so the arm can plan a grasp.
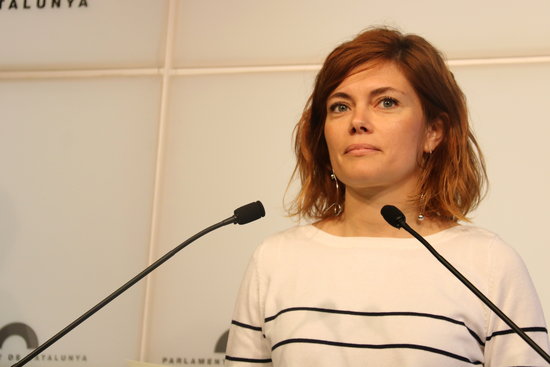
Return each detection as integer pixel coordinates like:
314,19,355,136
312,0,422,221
288,27,487,222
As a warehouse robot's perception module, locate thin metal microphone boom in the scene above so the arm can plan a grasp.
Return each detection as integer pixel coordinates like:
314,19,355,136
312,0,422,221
381,204,550,364
12,201,266,367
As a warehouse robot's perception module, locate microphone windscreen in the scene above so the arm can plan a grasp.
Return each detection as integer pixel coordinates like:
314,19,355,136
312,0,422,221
381,205,406,229
234,201,266,225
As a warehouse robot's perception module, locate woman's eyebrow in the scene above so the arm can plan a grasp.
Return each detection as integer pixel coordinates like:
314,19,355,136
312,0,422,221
328,87,406,102
368,86,406,97
327,91,352,102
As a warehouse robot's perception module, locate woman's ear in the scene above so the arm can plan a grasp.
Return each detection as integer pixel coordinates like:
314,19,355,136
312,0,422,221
424,117,445,153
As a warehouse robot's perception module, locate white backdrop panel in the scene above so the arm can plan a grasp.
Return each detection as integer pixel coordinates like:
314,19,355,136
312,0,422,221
174,0,550,67
0,76,161,367
0,0,168,70
143,71,315,364
453,62,550,323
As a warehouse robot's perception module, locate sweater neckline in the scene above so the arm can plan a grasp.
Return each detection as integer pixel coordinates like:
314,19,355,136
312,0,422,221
301,223,465,248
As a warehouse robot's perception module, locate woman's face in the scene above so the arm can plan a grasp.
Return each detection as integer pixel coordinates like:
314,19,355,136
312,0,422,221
324,62,440,197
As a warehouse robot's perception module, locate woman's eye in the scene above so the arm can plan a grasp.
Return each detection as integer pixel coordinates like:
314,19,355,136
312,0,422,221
379,97,398,109
329,103,349,113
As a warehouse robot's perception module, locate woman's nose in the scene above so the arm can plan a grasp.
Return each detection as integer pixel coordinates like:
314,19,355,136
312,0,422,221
349,105,371,134
350,111,370,134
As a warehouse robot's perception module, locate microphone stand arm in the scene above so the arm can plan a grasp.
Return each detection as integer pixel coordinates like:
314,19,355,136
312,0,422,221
12,215,237,367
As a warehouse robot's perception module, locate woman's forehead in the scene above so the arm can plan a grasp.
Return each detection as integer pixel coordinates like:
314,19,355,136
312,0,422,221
331,61,416,97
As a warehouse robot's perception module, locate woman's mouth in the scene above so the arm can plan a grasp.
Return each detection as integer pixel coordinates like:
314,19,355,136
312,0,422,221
344,144,380,155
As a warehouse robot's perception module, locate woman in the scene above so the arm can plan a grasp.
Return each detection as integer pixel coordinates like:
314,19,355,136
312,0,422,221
225,27,550,366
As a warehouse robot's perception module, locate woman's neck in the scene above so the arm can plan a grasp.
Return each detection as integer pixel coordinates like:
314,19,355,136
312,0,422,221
315,187,455,238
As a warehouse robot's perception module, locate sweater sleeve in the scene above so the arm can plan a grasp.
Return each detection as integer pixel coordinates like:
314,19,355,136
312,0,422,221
484,235,550,366
225,246,273,366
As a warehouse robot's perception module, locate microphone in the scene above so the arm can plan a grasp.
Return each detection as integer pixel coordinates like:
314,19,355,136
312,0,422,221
233,200,266,225
380,205,550,363
12,201,266,367
380,205,406,229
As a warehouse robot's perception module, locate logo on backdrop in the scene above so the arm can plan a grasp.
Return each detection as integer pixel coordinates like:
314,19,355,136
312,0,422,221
0,0,88,10
161,329,229,365
1,324,230,365
0,323,38,349
0,322,87,364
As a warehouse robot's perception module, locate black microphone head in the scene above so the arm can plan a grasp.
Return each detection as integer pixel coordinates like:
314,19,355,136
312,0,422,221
234,201,266,225
381,205,406,229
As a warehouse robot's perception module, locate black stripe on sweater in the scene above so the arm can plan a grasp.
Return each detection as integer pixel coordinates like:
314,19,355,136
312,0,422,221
225,355,272,363
232,320,262,332
486,326,548,342
271,338,482,365
265,307,484,345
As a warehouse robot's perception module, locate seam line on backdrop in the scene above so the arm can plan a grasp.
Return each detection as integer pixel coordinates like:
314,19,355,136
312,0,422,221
1,56,550,79
138,0,178,362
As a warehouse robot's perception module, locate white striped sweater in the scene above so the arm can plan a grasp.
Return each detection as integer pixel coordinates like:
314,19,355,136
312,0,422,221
225,224,549,366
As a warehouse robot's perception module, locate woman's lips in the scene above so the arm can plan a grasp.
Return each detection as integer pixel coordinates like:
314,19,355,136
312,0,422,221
344,144,380,155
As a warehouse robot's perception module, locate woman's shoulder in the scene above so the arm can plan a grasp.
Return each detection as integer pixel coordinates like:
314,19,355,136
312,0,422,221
245,224,318,272
437,223,505,247
438,224,525,267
